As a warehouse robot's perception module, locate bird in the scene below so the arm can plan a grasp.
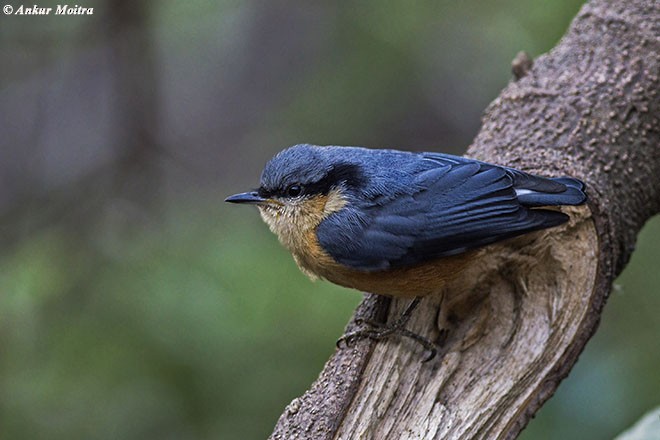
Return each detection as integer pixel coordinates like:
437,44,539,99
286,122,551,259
226,144,587,357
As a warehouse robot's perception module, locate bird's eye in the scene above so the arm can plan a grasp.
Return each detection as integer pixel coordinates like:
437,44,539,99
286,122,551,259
286,184,303,198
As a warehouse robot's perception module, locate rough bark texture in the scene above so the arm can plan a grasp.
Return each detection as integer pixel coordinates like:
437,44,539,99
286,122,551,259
270,0,660,439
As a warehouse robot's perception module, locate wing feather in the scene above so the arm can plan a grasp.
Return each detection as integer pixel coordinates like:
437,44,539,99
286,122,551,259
317,159,571,271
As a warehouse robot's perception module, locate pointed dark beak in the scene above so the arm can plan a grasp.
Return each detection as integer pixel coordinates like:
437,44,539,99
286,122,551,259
225,191,267,204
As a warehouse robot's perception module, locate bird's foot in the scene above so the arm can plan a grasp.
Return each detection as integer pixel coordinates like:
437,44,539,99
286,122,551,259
337,325,438,362
336,297,439,362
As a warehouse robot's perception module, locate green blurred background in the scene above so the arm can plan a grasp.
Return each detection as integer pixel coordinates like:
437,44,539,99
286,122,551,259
1,1,658,439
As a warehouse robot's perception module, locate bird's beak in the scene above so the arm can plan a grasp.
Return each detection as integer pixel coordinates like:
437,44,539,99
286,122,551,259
225,191,267,205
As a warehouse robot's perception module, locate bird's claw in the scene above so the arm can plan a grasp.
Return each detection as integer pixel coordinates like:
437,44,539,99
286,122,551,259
337,297,439,361
336,322,439,361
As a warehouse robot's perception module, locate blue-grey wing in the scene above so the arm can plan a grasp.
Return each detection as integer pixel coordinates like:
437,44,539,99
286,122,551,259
422,152,586,206
317,161,570,271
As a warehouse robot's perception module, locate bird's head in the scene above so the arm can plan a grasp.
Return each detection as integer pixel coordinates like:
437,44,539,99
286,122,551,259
225,144,365,251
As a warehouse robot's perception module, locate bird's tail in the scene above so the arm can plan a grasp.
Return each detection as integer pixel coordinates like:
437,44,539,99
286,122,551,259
513,175,587,207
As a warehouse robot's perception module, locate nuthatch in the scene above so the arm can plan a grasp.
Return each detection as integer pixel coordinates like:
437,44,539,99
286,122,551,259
226,144,586,355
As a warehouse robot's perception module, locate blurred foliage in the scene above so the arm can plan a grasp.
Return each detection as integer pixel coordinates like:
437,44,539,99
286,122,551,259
1,1,658,439
0,208,360,439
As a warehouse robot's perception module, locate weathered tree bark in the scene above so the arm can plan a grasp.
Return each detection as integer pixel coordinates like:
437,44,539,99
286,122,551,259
270,0,660,439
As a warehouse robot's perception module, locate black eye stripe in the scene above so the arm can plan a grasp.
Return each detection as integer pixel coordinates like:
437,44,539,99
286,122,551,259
304,163,365,195
257,187,272,198
259,163,365,199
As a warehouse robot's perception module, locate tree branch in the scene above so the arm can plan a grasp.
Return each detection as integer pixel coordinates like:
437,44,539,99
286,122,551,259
270,0,660,438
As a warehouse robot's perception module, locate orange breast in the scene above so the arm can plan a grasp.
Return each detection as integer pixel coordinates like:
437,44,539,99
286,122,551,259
293,229,477,298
